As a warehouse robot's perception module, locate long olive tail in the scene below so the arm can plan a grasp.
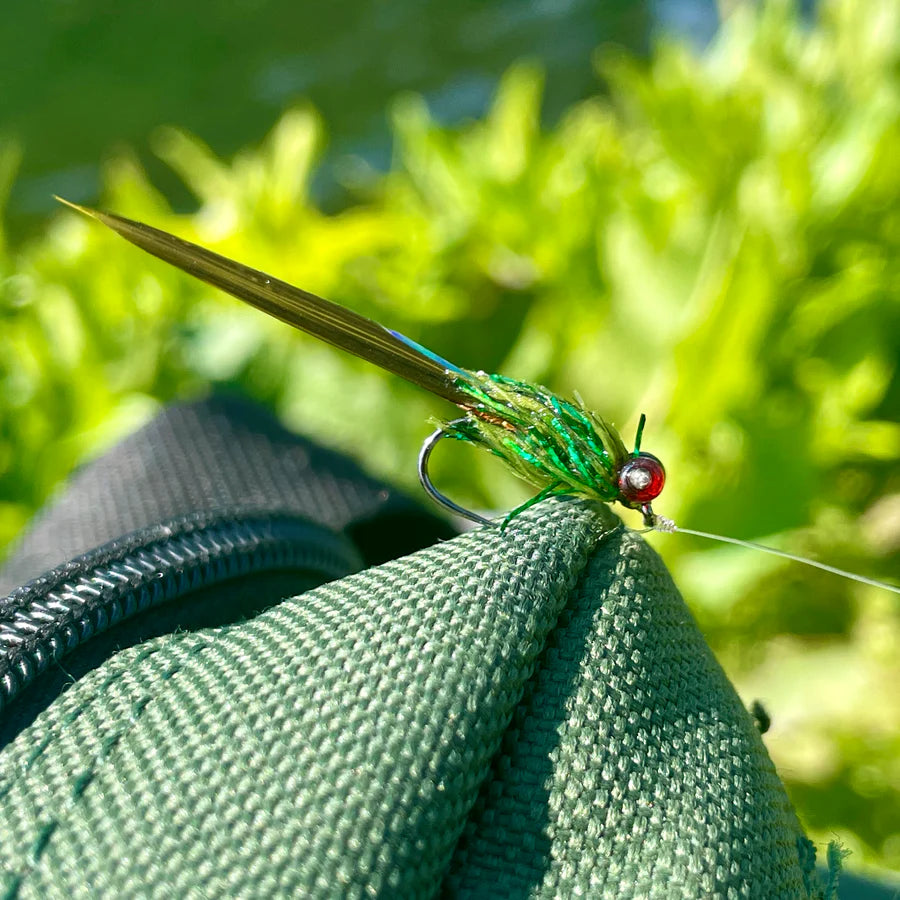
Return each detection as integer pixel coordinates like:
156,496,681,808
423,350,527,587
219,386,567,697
55,197,469,406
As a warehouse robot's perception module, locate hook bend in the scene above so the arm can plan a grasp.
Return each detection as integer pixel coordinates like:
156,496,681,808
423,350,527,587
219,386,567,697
418,422,495,526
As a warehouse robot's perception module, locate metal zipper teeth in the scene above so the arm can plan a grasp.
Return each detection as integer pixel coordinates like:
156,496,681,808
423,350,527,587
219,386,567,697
0,514,360,713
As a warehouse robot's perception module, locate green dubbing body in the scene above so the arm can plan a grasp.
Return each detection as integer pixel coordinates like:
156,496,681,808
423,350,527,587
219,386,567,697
446,371,631,503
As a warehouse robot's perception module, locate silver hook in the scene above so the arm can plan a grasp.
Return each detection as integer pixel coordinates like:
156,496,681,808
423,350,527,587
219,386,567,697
418,422,495,526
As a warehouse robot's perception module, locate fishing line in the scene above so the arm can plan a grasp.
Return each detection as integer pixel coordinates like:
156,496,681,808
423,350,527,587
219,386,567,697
649,516,900,595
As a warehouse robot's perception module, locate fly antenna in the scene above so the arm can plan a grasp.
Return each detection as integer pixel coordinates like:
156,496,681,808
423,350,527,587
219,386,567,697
651,516,900,595
633,413,647,455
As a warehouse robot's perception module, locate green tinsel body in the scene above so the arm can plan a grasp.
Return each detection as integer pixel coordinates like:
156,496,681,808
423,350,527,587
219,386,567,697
445,371,631,503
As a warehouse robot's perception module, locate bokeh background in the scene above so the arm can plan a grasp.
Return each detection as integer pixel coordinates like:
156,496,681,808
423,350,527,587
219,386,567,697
1,0,898,888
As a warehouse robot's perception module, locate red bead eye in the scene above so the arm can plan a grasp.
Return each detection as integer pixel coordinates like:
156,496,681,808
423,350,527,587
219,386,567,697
617,453,666,504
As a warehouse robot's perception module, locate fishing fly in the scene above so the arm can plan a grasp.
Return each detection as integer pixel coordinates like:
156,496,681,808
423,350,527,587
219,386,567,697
56,198,899,596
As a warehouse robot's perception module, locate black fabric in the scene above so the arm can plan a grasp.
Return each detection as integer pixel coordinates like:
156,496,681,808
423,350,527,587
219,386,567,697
0,392,454,595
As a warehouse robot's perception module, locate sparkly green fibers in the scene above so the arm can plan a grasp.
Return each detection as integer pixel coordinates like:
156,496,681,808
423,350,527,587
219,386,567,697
444,370,631,504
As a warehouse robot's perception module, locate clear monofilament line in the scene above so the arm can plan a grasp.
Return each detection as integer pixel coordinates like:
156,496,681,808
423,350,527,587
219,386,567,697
652,518,900,595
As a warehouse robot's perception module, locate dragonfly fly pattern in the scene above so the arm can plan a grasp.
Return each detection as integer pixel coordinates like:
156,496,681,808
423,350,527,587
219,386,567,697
55,197,899,595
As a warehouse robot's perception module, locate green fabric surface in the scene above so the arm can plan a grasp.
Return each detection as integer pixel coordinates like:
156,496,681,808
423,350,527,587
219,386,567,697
0,498,820,898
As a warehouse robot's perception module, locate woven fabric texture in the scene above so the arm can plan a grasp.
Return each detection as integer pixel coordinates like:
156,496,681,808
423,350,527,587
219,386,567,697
0,394,450,595
0,497,818,899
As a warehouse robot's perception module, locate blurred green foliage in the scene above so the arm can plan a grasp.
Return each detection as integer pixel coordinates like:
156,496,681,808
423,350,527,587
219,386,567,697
1,0,898,881
0,0,649,236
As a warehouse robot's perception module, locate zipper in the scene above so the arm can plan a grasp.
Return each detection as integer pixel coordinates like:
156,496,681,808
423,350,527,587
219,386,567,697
0,511,362,715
